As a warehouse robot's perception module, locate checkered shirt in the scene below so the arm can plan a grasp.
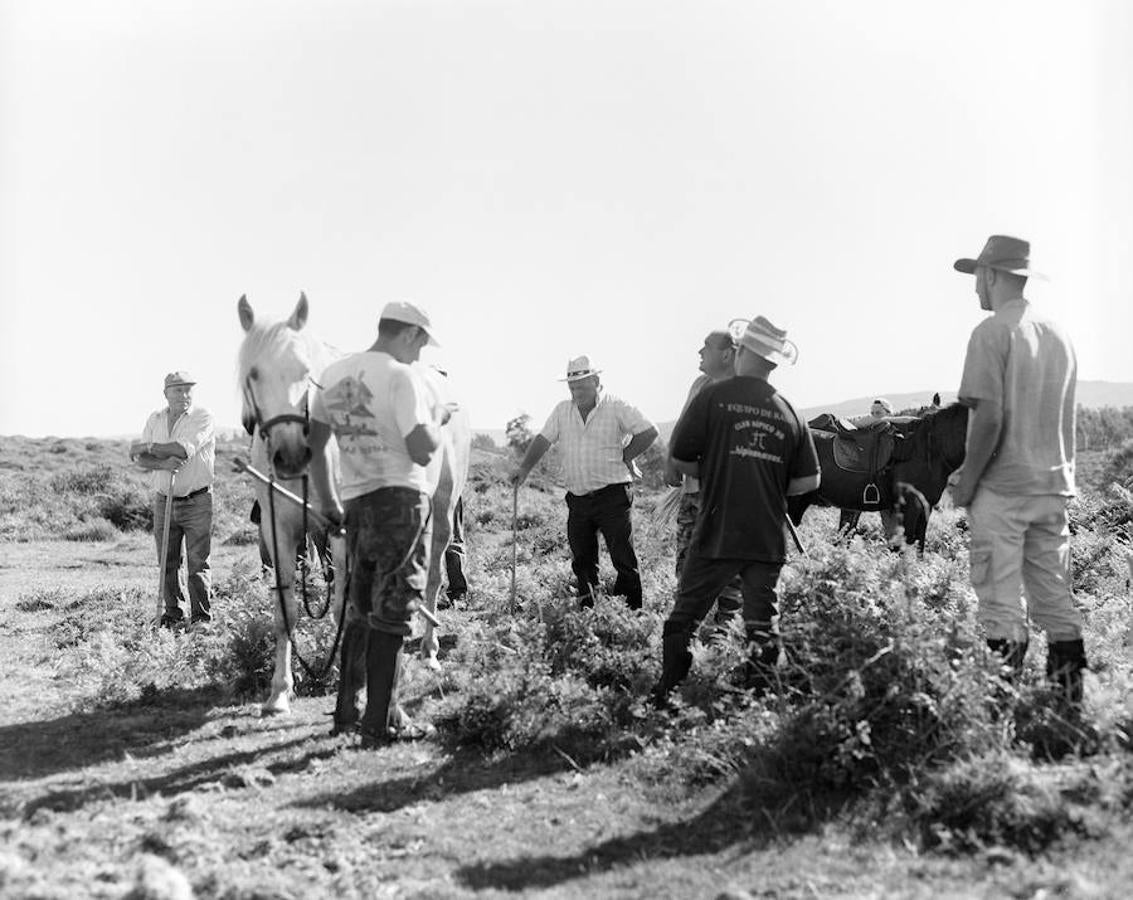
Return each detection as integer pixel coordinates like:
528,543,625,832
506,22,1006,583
539,391,654,495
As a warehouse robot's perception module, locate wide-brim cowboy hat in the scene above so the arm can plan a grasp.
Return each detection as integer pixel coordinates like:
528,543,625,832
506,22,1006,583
738,316,799,366
953,234,1048,280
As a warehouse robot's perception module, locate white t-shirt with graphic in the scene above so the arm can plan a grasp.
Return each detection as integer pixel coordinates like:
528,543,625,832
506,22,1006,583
311,351,432,500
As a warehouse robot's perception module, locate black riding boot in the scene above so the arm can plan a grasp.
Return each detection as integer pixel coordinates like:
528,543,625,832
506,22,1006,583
986,638,1029,683
358,631,404,746
739,625,781,694
332,621,368,735
1046,639,1087,707
650,622,693,710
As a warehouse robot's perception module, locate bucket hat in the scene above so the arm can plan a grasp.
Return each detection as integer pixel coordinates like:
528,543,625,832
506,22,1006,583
953,234,1047,280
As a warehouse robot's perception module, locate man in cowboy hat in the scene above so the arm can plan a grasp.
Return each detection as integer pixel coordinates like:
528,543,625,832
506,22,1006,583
513,355,658,609
664,326,745,636
652,316,819,707
129,371,217,628
951,235,1087,708
309,300,452,746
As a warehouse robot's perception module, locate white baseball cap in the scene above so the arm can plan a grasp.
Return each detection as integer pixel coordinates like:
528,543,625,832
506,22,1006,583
380,300,439,346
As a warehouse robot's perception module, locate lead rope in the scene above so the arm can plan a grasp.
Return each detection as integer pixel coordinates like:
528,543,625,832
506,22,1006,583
262,430,347,683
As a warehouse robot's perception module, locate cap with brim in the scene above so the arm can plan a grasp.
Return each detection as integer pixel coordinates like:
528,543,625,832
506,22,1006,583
954,234,1048,280
164,371,196,388
380,300,440,346
560,355,602,382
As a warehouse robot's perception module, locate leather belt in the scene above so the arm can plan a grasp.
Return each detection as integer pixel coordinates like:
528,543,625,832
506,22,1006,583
172,486,210,501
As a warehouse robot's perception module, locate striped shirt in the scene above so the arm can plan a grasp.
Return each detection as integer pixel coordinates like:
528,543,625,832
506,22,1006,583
539,391,654,495
141,406,216,497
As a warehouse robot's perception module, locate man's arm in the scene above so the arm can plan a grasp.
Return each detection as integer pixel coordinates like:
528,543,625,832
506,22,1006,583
622,427,657,464
787,473,820,496
951,398,1002,507
513,434,552,486
308,419,343,526
404,403,455,468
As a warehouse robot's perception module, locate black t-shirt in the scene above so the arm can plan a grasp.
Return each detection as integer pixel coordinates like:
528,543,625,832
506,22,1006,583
670,376,818,563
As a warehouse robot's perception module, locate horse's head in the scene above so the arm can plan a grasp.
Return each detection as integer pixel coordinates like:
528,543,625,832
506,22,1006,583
237,293,319,477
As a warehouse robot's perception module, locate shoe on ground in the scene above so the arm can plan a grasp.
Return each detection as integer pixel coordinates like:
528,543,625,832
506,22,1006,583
358,717,437,749
159,613,184,630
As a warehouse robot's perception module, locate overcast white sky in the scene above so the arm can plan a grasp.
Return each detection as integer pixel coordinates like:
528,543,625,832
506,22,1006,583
2,0,1131,438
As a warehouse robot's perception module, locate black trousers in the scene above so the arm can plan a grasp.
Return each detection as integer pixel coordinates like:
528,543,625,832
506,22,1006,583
565,483,641,608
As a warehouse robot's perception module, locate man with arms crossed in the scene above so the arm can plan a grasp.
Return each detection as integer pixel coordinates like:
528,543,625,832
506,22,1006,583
310,301,452,746
130,371,216,628
951,235,1087,706
652,317,819,707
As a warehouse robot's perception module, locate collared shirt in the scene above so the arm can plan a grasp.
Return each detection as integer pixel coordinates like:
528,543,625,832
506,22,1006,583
958,297,1077,497
539,390,654,495
311,350,433,500
141,405,216,496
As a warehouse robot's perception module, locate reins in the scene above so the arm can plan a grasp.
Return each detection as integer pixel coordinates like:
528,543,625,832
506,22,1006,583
244,373,346,682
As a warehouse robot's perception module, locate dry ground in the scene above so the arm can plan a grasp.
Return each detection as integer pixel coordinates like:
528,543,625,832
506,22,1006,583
2,436,1133,897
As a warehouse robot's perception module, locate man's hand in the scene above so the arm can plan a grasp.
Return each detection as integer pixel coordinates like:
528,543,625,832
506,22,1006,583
951,478,976,509
511,465,529,488
325,500,346,533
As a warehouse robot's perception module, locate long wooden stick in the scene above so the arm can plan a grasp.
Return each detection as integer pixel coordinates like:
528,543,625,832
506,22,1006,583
233,458,439,629
156,472,175,626
509,484,519,613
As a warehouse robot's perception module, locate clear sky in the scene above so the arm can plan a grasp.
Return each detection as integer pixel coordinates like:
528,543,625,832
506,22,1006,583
2,0,1130,438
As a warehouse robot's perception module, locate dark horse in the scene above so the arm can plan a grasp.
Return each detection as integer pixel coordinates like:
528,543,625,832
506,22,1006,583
788,402,969,554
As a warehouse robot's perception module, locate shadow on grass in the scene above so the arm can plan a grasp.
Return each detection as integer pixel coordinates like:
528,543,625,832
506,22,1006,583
0,684,230,783
295,740,584,815
17,732,342,819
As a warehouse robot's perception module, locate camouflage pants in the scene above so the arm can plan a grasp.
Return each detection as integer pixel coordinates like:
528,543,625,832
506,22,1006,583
675,491,742,628
344,487,432,637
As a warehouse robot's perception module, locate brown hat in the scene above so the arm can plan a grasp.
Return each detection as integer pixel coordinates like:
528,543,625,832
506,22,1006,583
164,371,196,388
953,234,1047,280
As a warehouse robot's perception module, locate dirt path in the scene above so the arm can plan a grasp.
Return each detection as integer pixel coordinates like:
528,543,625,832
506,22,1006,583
1,539,1123,898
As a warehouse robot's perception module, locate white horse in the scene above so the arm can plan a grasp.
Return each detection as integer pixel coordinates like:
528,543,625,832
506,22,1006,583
237,293,472,716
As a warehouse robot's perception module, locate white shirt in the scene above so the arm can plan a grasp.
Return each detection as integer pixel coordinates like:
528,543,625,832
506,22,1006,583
540,391,654,495
141,406,216,496
311,351,433,500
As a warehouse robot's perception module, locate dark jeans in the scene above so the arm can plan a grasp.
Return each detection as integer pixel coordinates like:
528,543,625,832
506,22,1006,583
565,483,641,608
668,550,782,641
344,487,431,637
444,496,468,600
153,490,213,620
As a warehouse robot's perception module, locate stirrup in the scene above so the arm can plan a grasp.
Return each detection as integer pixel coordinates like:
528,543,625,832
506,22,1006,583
862,483,880,506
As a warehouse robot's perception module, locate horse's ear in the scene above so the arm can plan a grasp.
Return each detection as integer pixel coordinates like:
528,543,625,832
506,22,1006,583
932,392,941,407
238,295,254,332
288,293,309,331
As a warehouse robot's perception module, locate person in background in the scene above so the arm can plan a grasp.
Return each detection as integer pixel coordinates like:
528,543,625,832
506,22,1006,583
950,234,1087,708
130,371,216,629
664,328,744,636
513,356,658,610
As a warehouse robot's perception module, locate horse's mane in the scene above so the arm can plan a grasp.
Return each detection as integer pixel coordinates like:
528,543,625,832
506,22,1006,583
907,402,968,466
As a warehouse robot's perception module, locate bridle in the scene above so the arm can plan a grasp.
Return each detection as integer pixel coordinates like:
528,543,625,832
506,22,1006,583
242,370,344,682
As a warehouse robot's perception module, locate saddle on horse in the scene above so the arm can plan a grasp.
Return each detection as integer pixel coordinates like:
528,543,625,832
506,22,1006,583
807,414,900,507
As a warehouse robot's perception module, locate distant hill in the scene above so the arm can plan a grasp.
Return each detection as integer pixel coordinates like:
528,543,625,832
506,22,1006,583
655,380,1133,443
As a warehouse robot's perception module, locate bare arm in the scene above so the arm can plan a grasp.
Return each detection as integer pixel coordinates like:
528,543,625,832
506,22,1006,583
308,420,343,526
787,473,821,496
622,427,657,464
952,398,1002,507
513,434,552,485
404,403,455,468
